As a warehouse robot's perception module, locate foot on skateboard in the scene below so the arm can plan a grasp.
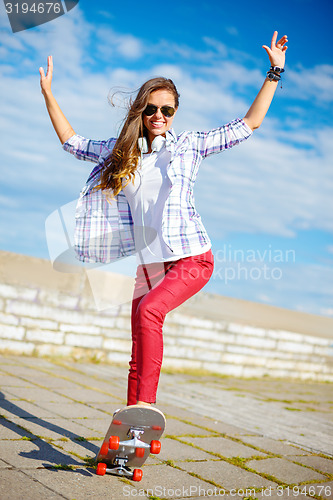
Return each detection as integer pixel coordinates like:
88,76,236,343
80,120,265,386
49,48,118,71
96,405,165,481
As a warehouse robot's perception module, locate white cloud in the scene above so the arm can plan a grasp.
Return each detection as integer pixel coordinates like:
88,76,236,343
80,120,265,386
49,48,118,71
194,116,333,239
288,64,333,103
207,259,333,317
95,27,143,61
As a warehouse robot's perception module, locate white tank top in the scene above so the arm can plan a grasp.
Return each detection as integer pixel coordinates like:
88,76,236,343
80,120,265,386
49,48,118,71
122,136,209,264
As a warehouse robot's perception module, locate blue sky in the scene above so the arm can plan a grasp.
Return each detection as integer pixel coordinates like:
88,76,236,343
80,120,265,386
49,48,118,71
0,0,332,316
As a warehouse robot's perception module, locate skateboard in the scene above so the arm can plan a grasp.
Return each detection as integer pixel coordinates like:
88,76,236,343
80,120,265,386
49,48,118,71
96,405,166,481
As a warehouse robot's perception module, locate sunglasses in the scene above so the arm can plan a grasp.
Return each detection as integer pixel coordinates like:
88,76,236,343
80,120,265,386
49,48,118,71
143,104,175,118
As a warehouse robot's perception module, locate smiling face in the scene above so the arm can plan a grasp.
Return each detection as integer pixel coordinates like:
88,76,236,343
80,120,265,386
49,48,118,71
143,89,178,147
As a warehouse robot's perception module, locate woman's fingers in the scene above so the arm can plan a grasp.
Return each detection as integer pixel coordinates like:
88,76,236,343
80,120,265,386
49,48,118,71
46,55,53,78
262,44,272,56
39,56,52,93
277,36,288,48
271,30,278,49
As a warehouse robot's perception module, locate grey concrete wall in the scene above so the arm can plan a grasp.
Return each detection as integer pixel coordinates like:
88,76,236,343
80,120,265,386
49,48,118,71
0,250,332,381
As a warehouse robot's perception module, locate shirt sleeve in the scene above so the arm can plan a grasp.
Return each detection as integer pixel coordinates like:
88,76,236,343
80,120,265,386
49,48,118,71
62,134,116,163
192,118,253,159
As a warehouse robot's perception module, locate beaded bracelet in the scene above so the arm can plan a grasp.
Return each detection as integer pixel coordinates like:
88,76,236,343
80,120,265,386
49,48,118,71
266,66,285,87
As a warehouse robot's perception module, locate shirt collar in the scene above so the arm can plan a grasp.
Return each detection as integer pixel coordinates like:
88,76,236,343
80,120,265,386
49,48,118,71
165,128,177,146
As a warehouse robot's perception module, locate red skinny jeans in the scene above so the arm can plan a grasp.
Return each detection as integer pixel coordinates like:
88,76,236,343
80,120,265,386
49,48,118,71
127,249,214,405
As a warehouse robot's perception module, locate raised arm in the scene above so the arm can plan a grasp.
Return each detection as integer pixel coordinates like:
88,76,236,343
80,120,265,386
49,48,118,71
39,56,75,144
243,31,288,131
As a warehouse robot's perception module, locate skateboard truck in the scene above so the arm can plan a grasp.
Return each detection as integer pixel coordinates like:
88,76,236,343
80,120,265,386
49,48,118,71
123,427,150,451
106,457,134,479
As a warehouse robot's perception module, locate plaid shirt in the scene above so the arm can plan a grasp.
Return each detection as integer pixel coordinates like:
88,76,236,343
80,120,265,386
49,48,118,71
63,118,252,263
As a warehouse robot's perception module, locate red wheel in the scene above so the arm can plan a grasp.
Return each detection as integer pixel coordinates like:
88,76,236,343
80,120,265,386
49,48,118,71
100,442,109,456
132,469,143,481
135,447,145,458
152,425,162,431
150,440,161,454
113,419,122,426
109,435,120,450
96,463,107,476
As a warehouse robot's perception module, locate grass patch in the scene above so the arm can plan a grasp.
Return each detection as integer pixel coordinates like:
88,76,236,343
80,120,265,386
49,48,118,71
52,464,75,471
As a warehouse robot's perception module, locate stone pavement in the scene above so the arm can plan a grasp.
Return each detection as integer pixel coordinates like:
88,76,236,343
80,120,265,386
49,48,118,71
0,354,332,500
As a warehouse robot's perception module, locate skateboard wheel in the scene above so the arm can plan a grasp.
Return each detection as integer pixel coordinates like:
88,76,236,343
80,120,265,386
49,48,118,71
100,442,109,456
113,419,122,425
150,440,161,454
135,447,145,458
109,435,120,450
132,468,143,481
96,463,107,476
152,425,162,431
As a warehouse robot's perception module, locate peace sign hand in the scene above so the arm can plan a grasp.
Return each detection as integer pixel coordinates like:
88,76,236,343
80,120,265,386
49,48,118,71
262,31,288,69
39,55,53,95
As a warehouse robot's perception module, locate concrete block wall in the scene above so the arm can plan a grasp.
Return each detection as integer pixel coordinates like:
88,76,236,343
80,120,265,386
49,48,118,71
0,251,332,381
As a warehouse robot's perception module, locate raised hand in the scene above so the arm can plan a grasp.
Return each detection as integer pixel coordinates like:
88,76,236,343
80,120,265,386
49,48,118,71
262,31,288,68
39,55,53,95
39,55,75,144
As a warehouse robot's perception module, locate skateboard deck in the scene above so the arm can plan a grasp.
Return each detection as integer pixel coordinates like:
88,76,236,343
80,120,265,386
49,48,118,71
96,405,166,481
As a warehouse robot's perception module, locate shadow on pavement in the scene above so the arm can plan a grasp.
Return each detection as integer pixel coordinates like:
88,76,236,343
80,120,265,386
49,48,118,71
0,392,99,475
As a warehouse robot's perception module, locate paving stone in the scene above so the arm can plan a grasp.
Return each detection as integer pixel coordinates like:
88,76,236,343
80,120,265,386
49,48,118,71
52,439,99,461
176,497,240,500
239,436,310,456
165,417,215,437
290,455,333,474
28,467,140,499
182,436,266,458
36,401,107,419
30,377,87,390
179,460,277,490
5,416,101,440
58,387,121,403
158,437,213,461
89,402,125,415
0,439,84,468
73,417,111,434
0,469,65,500
305,482,333,500
247,457,326,483
254,486,314,499
203,420,260,436
133,463,212,498
0,374,36,387
159,402,263,436
0,417,35,439
3,386,70,403
158,402,216,423
0,397,60,419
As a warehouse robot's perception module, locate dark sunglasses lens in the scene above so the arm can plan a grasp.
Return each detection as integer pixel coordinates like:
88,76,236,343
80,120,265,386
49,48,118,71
161,106,175,117
143,105,157,116
143,104,175,117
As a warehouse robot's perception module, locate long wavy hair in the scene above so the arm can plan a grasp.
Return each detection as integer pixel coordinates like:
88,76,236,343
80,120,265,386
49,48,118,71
97,77,180,197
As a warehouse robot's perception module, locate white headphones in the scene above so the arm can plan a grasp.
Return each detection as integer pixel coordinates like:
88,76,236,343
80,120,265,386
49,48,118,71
138,135,165,154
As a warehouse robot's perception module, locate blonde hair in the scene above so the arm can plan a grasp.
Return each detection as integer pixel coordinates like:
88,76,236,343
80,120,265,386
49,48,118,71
97,77,180,197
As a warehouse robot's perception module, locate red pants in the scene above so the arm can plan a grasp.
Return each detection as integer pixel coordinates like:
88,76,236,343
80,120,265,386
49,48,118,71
127,249,214,405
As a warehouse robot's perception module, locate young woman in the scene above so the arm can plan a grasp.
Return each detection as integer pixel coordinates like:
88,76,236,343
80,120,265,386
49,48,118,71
40,31,288,407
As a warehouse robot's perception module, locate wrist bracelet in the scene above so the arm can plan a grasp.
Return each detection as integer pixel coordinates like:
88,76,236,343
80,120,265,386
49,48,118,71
270,65,285,74
266,68,284,88
267,71,281,82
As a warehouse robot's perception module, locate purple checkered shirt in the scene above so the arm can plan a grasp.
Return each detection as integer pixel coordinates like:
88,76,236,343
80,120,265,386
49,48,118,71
63,118,252,263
